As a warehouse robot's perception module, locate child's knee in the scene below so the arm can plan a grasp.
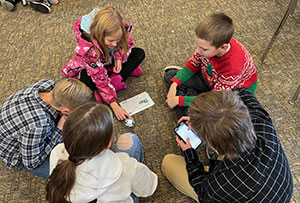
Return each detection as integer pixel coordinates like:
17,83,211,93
136,47,145,61
164,70,177,83
162,154,174,168
117,133,134,150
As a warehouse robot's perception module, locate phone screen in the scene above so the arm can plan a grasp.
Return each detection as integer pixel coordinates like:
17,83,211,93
174,122,202,149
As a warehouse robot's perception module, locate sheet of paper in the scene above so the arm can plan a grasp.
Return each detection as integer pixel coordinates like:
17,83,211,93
119,92,155,116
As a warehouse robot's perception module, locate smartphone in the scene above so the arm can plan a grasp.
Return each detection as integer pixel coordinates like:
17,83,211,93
174,121,202,149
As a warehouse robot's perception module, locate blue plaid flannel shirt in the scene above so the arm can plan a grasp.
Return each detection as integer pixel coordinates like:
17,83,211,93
0,79,62,170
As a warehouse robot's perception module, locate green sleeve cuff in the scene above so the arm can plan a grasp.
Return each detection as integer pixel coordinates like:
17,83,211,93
173,67,195,85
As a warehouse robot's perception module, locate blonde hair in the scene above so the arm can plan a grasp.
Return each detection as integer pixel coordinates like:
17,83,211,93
195,12,234,48
189,90,256,159
51,78,95,110
89,7,129,63
46,103,114,203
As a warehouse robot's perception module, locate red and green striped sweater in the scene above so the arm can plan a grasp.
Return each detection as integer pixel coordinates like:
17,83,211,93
171,38,258,107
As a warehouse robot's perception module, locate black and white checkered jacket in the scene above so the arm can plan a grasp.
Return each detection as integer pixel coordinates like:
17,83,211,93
184,88,293,203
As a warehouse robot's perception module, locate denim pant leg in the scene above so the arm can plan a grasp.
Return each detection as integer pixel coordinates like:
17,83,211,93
17,156,50,178
114,132,144,163
114,133,144,203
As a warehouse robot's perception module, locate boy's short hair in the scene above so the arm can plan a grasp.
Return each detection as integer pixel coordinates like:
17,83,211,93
189,90,256,159
51,78,95,110
195,12,234,48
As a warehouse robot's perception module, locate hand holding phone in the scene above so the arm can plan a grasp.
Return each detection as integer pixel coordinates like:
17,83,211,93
176,136,192,151
174,121,202,149
177,116,190,126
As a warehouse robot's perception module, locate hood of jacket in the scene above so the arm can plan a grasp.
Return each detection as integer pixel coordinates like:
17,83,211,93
75,149,122,189
73,9,133,59
50,144,123,202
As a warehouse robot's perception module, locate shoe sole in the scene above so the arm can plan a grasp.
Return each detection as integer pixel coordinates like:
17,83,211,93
0,0,14,11
30,2,50,13
21,0,27,6
164,65,182,72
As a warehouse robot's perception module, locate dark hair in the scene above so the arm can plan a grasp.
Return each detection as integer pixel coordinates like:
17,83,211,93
195,12,234,48
189,90,256,159
46,102,113,203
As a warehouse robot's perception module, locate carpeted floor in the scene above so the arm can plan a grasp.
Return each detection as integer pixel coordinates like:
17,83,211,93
0,0,299,202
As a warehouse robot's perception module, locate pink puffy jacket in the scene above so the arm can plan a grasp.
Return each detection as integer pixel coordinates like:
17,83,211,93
61,18,134,104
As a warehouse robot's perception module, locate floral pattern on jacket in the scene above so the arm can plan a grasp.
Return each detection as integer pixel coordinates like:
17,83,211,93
61,18,134,104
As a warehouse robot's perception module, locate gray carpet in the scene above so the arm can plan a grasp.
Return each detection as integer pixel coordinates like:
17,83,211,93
0,0,299,202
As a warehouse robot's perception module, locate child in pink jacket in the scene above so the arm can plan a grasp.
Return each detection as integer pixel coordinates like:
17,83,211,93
62,7,145,120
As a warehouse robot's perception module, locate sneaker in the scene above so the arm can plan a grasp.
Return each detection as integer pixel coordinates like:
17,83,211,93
29,0,50,13
130,65,143,77
164,65,182,72
0,0,15,11
21,0,27,6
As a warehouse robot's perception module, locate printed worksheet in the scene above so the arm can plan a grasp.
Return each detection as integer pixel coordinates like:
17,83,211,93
119,92,155,116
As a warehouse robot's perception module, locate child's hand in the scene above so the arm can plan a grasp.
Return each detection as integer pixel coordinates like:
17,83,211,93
167,82,177,99
166,96,179,108
176,136,192,151
110,102,131,120
177,116,190,125
113,59,122,73
57,114,67,130
53,0,59,5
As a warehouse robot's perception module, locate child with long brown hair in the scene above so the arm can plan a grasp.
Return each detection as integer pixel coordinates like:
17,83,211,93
62,7,145,121
46,102,157,203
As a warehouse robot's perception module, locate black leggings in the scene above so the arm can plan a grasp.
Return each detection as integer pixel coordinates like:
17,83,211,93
80,47,145,91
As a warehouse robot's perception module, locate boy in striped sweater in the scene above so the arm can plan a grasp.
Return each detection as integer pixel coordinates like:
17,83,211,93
164,12,257,118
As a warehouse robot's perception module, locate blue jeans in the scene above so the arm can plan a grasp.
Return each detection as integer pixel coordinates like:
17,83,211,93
17,156,50,178
114,133,144,203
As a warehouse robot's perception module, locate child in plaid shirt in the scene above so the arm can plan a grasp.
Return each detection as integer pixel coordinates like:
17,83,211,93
0,78,94,178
